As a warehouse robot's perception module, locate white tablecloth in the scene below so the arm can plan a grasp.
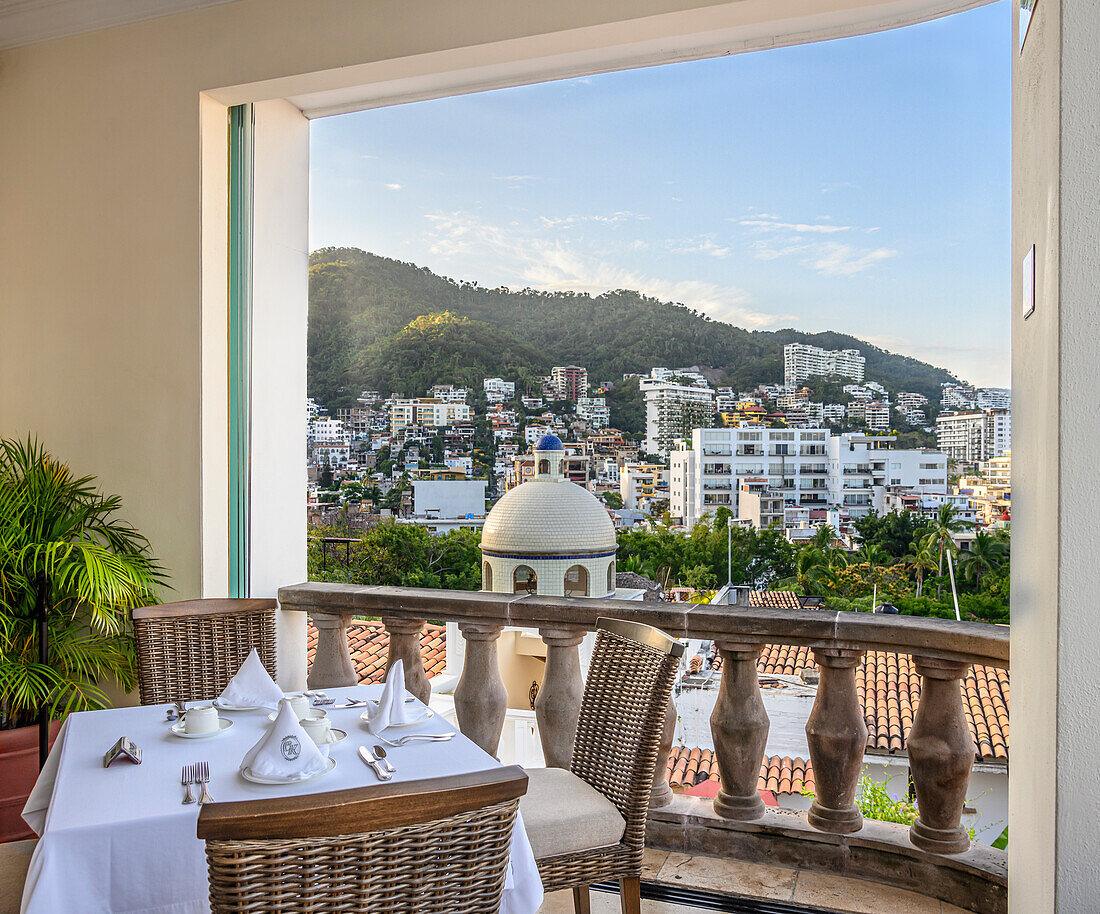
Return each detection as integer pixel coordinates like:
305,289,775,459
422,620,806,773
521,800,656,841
21,685,543,914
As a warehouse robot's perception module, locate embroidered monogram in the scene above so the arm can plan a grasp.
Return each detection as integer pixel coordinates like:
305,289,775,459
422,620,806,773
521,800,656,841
280,735,301,761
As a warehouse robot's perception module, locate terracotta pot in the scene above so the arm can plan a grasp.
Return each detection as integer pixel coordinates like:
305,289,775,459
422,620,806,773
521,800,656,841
0,720,62,843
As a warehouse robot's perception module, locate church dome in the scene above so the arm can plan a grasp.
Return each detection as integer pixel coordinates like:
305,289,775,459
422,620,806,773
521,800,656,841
481,478,617,557
534,433,564,451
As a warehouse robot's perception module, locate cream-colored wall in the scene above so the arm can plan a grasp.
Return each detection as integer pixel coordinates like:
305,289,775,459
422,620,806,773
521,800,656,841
1010,0,1059,910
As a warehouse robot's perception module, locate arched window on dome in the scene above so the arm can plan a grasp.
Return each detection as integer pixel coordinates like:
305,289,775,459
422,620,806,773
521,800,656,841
538,459,550,475
483,562,493,591
564,565,588,597
513,565,537,594
607,561,615,594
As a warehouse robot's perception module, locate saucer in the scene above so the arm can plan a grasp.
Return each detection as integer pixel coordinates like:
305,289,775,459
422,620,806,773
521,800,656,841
170,718,233,739
214,699,272,713
240,756,337,785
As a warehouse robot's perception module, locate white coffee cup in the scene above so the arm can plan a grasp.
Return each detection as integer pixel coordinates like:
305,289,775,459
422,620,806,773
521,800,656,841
300,714,334,747
182,704,219,735
285,695,311,719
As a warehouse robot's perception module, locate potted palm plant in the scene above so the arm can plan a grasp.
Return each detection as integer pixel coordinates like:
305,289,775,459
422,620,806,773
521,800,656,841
0,438,162,841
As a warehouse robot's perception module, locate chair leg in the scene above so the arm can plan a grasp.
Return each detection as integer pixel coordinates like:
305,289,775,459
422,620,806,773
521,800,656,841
572,885,591,914
619,876,641,914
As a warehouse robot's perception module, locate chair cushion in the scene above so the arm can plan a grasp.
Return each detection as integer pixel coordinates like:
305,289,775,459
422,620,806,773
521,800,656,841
0,839,37,914
519,767,625,860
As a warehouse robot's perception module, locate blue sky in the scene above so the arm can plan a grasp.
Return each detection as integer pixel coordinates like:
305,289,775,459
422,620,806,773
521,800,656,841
310,2,1011,386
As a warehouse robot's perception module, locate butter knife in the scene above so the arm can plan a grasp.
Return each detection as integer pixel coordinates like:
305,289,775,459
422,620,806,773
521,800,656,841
358,745,391,781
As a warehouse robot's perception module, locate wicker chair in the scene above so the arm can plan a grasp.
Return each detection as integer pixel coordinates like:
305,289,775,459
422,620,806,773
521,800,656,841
132,599,278,705
196,766,528,914
521,617,684,914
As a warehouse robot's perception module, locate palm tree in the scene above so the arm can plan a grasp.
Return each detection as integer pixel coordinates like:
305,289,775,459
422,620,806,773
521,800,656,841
907,538,939,599
855,542,889,569
926,504,972,600
961,531,1006,589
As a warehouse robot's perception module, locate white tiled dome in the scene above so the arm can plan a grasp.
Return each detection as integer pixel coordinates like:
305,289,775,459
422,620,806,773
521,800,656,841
481,478,616,556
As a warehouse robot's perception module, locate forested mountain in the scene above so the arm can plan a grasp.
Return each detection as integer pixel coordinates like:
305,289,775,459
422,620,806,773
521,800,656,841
308,247,959,410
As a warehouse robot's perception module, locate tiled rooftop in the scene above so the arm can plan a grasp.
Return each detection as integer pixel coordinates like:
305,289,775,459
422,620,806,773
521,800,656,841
749,590,805,610
666,747,815,796
306,618,447,683
755,643,1009,762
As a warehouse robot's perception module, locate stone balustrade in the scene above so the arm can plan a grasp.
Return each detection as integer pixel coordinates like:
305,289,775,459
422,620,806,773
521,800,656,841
279,582,1009,912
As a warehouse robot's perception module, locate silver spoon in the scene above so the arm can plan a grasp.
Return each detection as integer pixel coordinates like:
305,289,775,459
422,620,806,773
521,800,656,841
372,745,397,775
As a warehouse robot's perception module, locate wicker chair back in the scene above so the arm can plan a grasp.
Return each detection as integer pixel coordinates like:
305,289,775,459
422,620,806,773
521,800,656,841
132,599,277,705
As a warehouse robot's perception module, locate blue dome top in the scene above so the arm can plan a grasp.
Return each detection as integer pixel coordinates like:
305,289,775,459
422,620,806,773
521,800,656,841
534,434,564,452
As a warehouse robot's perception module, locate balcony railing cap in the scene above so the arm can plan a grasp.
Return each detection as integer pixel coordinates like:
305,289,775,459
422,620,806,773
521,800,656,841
279,582,1008,668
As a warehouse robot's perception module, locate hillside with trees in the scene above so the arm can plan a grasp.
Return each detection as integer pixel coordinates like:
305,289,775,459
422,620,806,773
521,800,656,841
308,247,960,410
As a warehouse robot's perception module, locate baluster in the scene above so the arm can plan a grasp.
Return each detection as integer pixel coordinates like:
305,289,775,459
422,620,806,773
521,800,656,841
307,612,358,689
805,648,867,833
381,616,431,705
650,697,677,808
454,624,507,757
907,657,975,854
710,642,769,820
535,627,585,769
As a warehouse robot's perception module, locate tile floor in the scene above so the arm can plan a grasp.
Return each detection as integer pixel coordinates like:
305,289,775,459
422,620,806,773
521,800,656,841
537,849,974,914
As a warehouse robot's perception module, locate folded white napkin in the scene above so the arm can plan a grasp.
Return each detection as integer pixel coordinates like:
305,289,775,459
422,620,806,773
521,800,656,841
241,699,329,779
364,660,416,733
218,648,284,710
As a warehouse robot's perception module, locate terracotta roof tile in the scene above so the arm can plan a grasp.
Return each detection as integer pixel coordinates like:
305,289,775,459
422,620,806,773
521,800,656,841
666,747,814,796
306,618,447,685
749,591,804,610
753,644,1009,762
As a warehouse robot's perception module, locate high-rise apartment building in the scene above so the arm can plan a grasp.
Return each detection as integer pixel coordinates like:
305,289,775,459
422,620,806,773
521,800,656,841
550,366,588,400
576,397,610,428
641,378,716,457
935,409,1011,464
784,344,866,386
670,426,829,527
390,399,472,436
671,428,946,525
483,378,516,403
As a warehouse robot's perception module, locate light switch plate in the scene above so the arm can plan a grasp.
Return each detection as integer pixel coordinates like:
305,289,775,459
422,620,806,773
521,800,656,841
1022,244,1035,319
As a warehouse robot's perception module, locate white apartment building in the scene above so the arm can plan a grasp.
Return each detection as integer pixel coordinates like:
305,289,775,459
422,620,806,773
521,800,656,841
864,401,891,432
641,378,716,457
936,409,1012,464
521,395,543,410
483,378,516,403
784,343,866,386
620,463,669,512
822,404,847,424
390,399,472,436
826,434,947,519
428,384,469,402
670,427,830,528
308,416,348,443
576,396,610,428
896,392,929,411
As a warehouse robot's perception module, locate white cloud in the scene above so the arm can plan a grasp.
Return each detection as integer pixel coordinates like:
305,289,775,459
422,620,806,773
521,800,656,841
385,183,403,190
668,236,732,258
422,211,790,329
811,243,897,276
537,211,649,228
735,212,896,277
739,218,851,234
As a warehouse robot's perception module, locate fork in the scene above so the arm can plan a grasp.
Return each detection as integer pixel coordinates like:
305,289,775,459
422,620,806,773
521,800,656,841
195,761,214,805
373,732,455,747
181,764,195,805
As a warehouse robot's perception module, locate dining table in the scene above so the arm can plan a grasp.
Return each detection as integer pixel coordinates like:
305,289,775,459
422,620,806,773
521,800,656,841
20,684,543,914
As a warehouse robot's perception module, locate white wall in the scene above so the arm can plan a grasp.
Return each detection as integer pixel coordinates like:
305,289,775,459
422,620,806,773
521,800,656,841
249,99,310,688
